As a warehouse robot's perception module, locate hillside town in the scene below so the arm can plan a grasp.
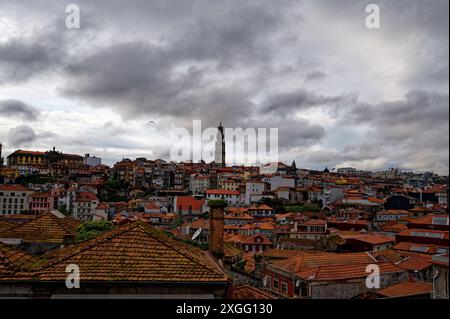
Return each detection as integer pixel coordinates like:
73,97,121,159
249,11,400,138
0,133,448,299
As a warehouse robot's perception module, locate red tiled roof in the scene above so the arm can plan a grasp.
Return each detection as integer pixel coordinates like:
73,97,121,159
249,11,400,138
176,196,205,211
0,185,31,192
241,234,271,246
398,229,449,240
75,191,98,202
296,262,403,281
143,202,160,211
408,214,449,227
397,255,432,271
0,242,39,276
0,220,14,232
9,150,46,156
26,222,229,283
224,212,254,220
0,212,78,244
302,219,327,226
378,210,409,216
229,285,276,299
271,252,376,274
349,234,395,245
377,281,432,298
393,242,448,255
206,189,240,195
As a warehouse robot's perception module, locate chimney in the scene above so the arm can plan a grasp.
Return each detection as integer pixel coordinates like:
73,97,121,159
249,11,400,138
208,200,227,259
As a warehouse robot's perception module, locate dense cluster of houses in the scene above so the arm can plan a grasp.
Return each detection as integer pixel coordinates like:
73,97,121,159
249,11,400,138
0,147,448,299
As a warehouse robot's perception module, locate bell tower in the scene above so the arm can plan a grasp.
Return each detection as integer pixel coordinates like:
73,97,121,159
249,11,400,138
215,122,226,167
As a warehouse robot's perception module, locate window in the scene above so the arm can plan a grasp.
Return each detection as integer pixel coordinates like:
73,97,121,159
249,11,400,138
273,279,279,290
281,283,288,295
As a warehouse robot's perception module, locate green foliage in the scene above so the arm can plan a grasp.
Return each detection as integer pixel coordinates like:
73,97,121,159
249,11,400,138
57,204,70,216
98,176,131,202
285,203,321,212
260,197,285,213
15,174,48,185
207,199,228,208
76,220,113,242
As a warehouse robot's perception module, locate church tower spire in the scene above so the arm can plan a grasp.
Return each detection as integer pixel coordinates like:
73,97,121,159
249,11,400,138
215,123,225,167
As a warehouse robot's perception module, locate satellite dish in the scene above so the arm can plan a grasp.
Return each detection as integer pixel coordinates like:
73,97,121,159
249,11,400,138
192,228,202,241
263,276,268,287
295,280,300,287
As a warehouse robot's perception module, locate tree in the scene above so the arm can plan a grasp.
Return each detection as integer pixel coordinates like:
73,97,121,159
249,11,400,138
57,204,70,216
76,221,113,242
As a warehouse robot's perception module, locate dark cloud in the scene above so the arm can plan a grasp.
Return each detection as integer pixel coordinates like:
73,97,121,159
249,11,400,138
349,90,449,134
304,70,326,83
0,29,65,83
7,125,37,146
261,89,357,116
0,99,40,121
0,0,448,173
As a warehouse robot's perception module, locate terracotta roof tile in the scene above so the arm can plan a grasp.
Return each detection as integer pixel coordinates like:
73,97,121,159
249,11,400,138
0,212,78,244
230,285,276,299
397,255,432,271
23,221,229,283
377,281,432,298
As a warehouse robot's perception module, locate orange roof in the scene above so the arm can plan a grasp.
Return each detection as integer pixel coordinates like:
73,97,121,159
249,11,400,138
189,219,209,230
393,242,448,255
230,285,275,299
0,185,31,192
258,221,276,230
377,281,432,298
0,212,79,244
397,255,432,271
0,242,39,276
378,210,409,215
206,189,240,195
296,262,403,282
302,219,327,226
0,220,14,232
408,214,449,227
381,223,408,233
9,222,229,283
242,234,272,245
75,191,98,202
176,196,205,211
248,204,274,211
143,202,160,211
271,252,376,274
224,212,254,220
368,197,385,203
349,234,395,245
398,228,449,240
9,150,46,156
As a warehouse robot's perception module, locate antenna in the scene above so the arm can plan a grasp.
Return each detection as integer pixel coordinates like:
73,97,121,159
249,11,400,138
191,228,202,241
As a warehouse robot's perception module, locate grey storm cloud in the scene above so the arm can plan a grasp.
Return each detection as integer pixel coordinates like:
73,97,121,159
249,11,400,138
0,99,40,121
261,89,358,116
0,29,66,83
7,125,37,146
304,71,326,83
0,0,448,173
349,90,449,134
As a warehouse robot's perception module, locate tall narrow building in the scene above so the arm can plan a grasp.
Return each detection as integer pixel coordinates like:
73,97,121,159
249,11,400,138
215,122,226,167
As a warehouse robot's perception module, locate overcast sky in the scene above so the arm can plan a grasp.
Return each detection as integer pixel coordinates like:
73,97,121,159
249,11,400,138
0,0,448,174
